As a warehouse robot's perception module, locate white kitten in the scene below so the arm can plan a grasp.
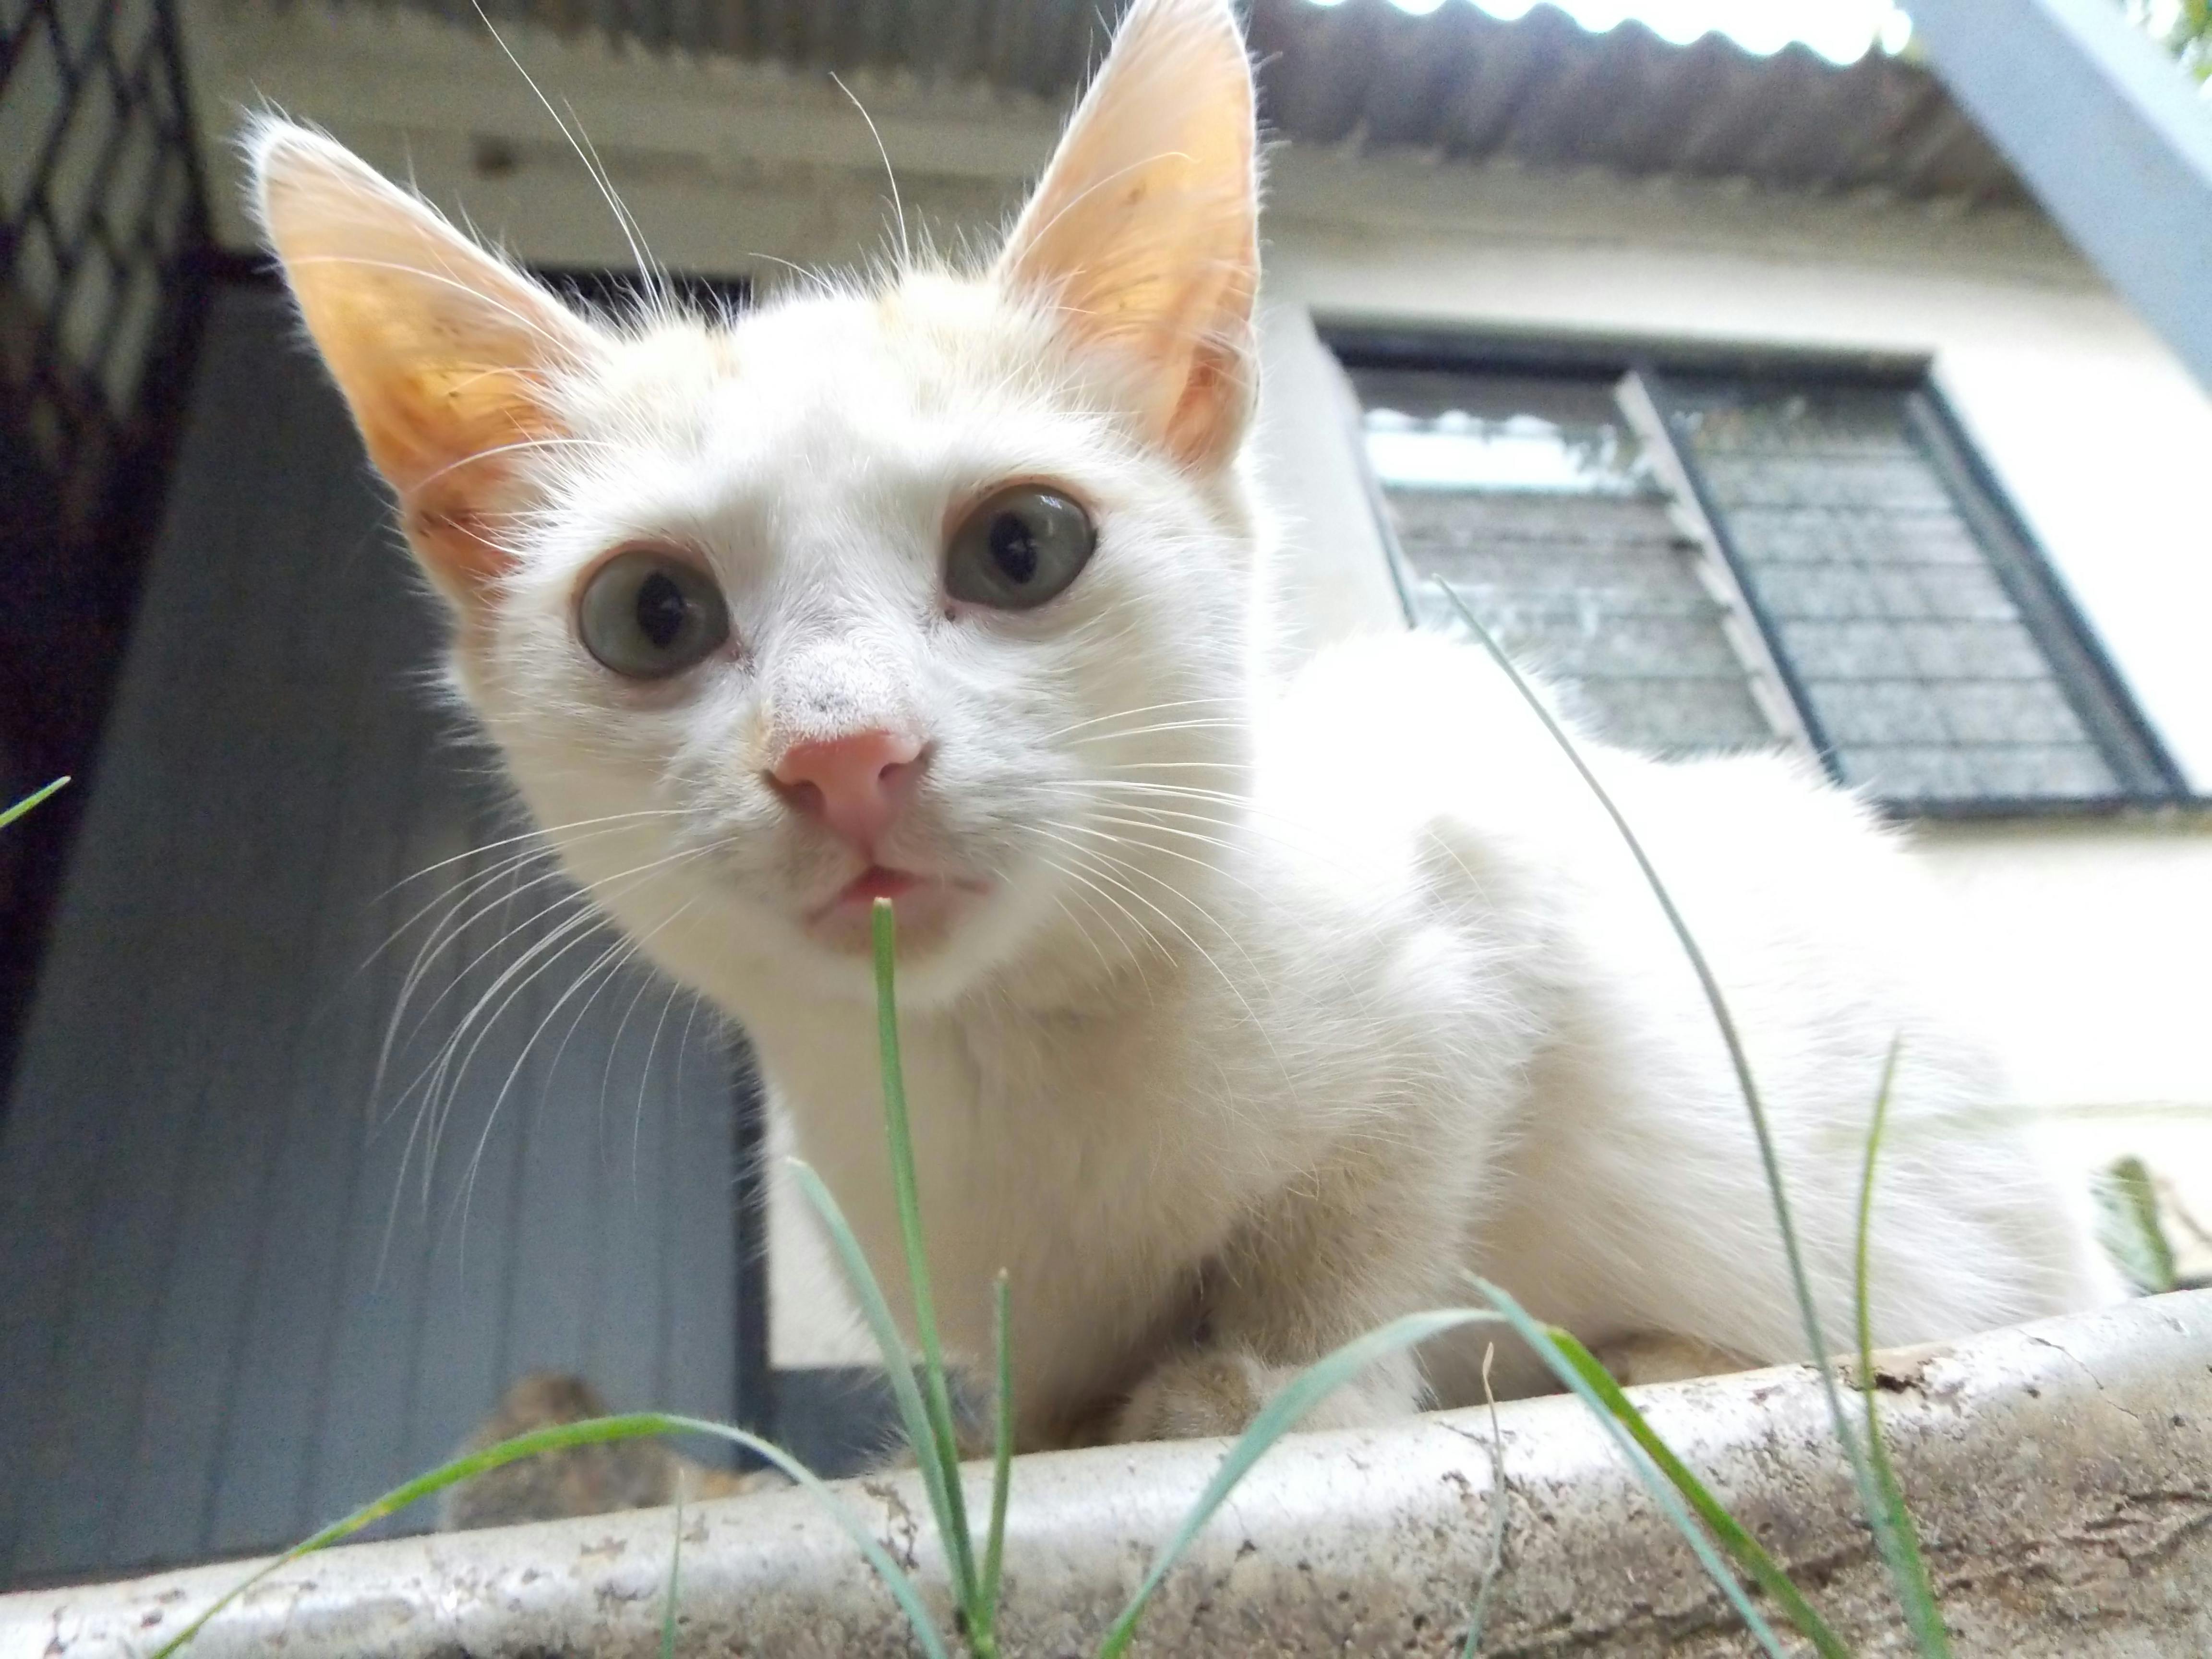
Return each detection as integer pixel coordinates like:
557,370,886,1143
249,0,2116,1447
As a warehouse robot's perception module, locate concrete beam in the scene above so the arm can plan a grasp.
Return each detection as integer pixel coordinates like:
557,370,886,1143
6,1291,2209,1657
1910,0,2212,391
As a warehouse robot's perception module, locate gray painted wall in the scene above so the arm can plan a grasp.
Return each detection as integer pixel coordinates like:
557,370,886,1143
0,286,744,1586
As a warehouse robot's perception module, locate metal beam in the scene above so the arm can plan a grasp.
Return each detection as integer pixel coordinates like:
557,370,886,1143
1908,0,2212,392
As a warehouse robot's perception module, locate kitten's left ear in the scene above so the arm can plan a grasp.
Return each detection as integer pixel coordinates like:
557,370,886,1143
995,0,1258,471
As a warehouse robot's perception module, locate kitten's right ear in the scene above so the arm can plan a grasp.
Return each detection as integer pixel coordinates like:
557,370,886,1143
248,119,601,601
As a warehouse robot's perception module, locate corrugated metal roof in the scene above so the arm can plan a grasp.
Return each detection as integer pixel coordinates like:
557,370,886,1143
1250,2,2023,203
425,0,2025,204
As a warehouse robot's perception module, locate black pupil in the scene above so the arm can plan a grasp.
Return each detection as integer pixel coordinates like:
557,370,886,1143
988,511,1039,585
635,570,689,650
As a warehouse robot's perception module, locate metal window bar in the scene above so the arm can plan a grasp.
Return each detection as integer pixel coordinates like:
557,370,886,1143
1629,365,1846,782
1614,369,1827,770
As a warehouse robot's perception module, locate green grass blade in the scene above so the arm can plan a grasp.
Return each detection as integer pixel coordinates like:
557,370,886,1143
1096,1309,1502,1659
981,1269,1015,1633
871,898,981,1610
661,1486,685,1659
788,1158,967,1599
1855,1042,1953,1657
1466,1277,1792,1659
153,1413,947,1659
1547,1329,1851,1659
1433,580,1916,1587
0,775,68,832
2092,1154,2179,1295
1851,1039,1898,1380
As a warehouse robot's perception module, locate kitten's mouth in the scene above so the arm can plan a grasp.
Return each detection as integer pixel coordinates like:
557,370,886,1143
838,866,918,907
805,864,990,950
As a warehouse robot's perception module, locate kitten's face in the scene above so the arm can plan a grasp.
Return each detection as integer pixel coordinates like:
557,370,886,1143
466,283,1257,1004
252,0,1261,1007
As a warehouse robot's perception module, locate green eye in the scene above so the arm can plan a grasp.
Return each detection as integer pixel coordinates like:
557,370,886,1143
577,548,731,678
945,485,1095,611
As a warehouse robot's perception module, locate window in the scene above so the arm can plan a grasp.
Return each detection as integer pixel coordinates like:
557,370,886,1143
1339,345,2188,813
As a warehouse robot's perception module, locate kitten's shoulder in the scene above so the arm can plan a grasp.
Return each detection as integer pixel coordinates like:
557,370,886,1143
1257,628,1606,831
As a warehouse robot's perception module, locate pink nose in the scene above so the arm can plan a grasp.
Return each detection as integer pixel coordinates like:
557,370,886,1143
770,729,925,851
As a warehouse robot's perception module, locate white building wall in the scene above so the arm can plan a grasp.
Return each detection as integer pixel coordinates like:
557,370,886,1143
1264,175,2212,790
1251,173,2212,1191
184,4,2212,1340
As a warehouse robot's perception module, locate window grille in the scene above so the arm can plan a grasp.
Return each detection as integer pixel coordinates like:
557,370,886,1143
2,0,208,556
1342,349,2188,814
1655,374,2184,806
1355,367,1779,758
2,0,213,1090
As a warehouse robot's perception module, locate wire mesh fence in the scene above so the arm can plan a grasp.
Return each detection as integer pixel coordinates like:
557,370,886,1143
3,0,209,547
1,0,213,1085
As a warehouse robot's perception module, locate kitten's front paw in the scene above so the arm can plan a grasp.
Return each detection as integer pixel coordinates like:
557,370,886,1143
682,1463,792,1501
1112,1350,1271,1443
1111,1347,1416,1443
1588,1332,1758,1387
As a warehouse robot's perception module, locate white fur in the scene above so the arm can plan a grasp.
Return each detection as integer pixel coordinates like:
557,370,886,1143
249,0,2118,1448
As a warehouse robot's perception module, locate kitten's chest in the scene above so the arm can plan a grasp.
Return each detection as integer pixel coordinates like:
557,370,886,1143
761,995,1277,1369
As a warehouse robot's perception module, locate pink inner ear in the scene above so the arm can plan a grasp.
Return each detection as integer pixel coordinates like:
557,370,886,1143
354,354,564,593
993,0,1260,465
1163,318,1254,472
253,122,598,598
405,498,519,593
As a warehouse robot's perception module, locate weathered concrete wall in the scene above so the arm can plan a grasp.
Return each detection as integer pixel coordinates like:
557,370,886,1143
7,1291,2207,1657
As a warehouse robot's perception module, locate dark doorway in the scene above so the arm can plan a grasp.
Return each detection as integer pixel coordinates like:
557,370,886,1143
0,282,761,1587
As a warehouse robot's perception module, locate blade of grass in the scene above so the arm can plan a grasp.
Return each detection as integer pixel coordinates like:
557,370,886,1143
2091,1154,2179,1296
153,1413,948,1659
1855,1040,1952,1657
1458,1343,1508,1659
981,1269,1015,1629
788,1158,968,1609
870,898,981,1612
0,775,68,832
661,1484,685,1659
1097,1308,1503,1659
1463,1278,1792,1659
1434,580,1913,1591
1546,1328,1851,1659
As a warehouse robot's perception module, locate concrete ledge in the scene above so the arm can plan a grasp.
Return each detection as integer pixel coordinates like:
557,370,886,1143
8,1292,2209,1658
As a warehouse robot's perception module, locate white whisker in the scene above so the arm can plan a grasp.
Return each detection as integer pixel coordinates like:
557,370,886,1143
1022,823,1294,1106
830,72,910,271
470,0,666,304
1039,696,1243,743
1065,718,1247,746
380,841,713,1242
